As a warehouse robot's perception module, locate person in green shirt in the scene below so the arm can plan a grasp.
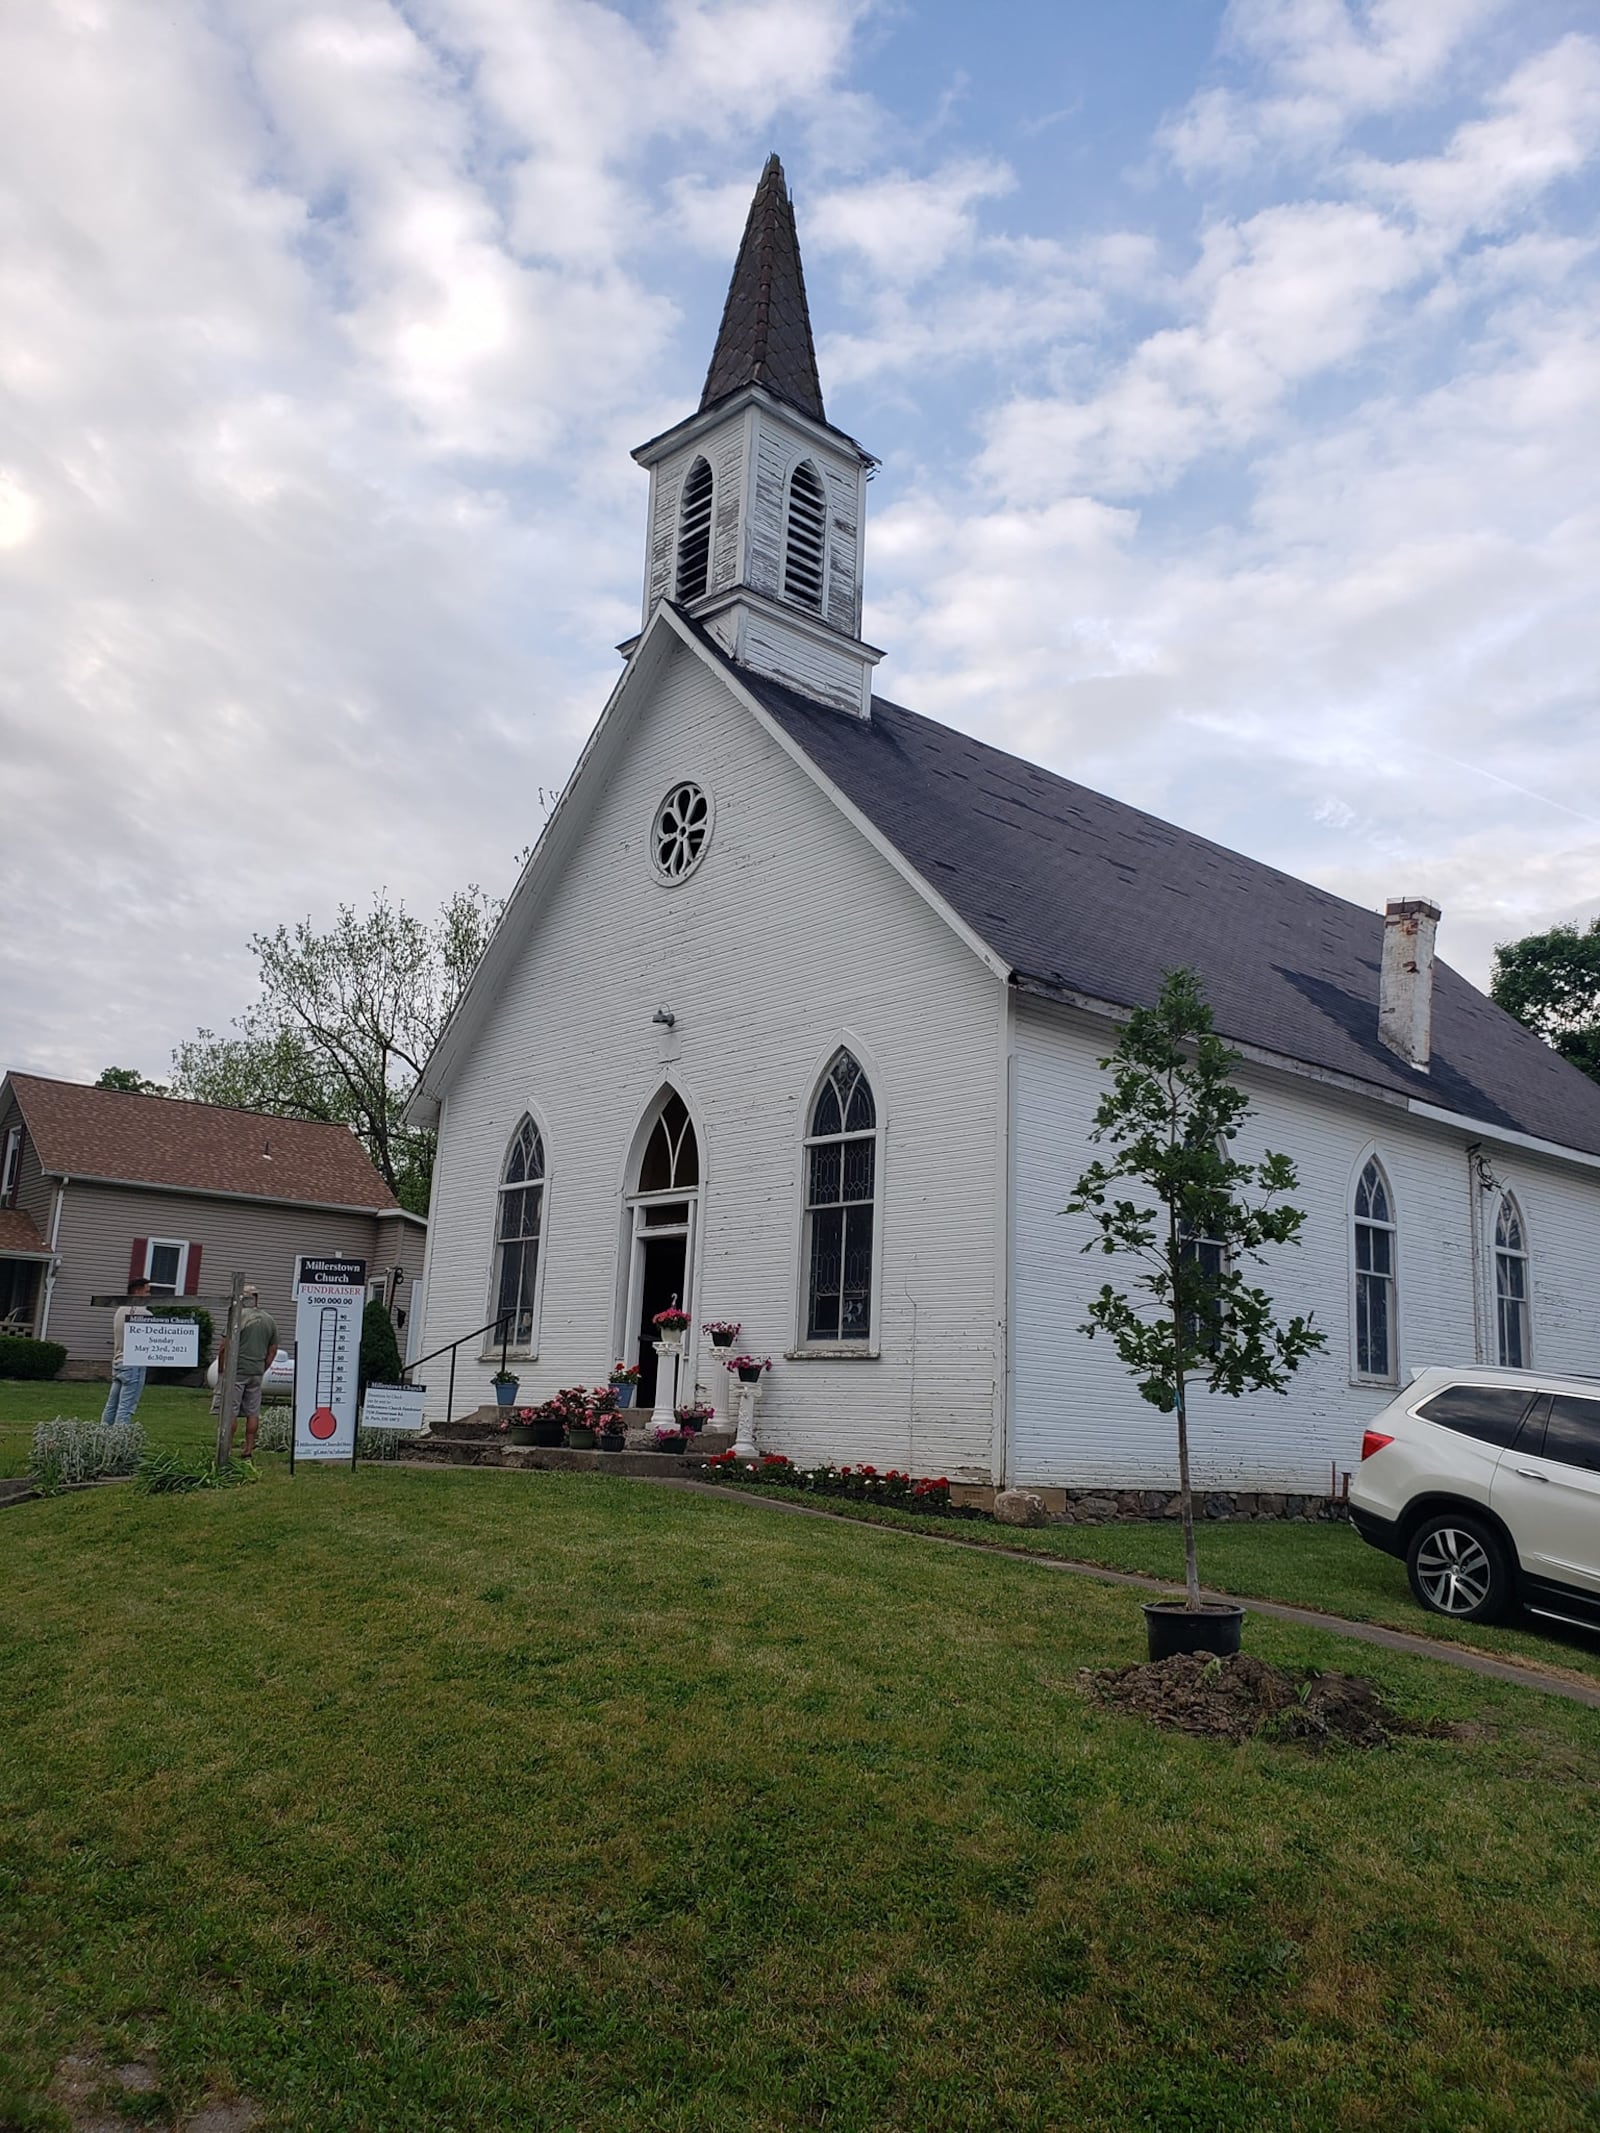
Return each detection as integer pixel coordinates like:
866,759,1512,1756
213,1285,279,1465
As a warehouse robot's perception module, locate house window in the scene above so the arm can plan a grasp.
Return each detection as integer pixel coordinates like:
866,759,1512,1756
1,1124,19,1208
1353,1157,1397,1381
493,1118,544,1350
676,457,714,601
651,782,711,881
144,1238,190,1298
1495,1194,1530,1369
639,1092,699,1192
783,461,826,611
803,1050,877,1343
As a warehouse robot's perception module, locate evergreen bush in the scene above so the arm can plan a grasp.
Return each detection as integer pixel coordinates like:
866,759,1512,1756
359,1298,403,1391
0,1335,67,1380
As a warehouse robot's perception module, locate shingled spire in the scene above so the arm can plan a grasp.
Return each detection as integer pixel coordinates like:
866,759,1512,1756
700,154,825,423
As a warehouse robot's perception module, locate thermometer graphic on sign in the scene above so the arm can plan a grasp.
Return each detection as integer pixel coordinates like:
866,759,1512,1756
308,1304,340,1439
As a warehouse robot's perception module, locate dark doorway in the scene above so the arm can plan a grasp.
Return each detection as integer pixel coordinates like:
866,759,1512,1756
636,1234,687,1411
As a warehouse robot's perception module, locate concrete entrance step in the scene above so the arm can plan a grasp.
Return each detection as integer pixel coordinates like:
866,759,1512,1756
406,1433,734,1477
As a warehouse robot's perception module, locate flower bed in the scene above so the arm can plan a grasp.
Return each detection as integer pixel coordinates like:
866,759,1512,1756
700,1452,983,1518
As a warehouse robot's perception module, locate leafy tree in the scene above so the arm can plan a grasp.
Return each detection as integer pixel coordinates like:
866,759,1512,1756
1065,969,1326,1610
1491,918,1600,1085
171,884,506,1213
95,1066,165,1094
359,1297,404,1392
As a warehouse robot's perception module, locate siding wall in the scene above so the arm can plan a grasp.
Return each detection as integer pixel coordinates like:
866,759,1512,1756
45,1187,402,1366
1010,998,1600,1490
0,1092,56,1233
420,638,1007,1477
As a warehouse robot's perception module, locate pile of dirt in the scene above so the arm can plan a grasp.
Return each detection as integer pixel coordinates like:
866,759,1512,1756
1082,1651,1457,1751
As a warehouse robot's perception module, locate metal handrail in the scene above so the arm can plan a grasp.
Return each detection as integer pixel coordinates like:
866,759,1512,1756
403,1312,513,1427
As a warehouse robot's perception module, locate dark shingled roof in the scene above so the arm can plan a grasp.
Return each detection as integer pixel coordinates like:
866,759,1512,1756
700,154,825,423
729,660,1600,1159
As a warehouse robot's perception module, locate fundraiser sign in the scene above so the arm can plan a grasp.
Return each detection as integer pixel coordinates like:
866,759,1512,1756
292,1256,365,1463
360,1383,426,1432
122,1318,199,1369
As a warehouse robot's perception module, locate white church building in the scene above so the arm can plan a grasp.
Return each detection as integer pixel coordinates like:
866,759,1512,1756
408,157,1600,1494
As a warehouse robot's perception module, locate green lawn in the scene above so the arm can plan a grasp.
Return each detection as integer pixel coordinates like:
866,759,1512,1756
0,1380,220,1478
708,1487,1600,1684
5,1467,1600,2130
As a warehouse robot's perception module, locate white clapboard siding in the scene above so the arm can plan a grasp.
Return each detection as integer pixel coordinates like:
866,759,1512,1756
1009,998,1600,1491
420,636,1006,1478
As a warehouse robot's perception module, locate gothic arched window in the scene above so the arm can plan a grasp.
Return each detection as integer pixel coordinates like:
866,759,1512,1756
493,1117,544,1349
1353,1155,1397,1381
803,1050,877,1342
676,458,714,601
638,1091,699,1194
783,460,826,611
1495,1194,1530,1369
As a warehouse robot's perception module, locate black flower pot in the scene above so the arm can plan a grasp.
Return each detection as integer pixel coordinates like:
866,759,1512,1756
530,1420,564,1448
655,1437,686,1455
710,1332,736,1348
737,1367,763,1384
598,1432,625,1453
1141,1601,1246,1662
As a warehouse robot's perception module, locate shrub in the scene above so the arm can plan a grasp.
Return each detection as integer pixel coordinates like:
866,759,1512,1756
0,1335,67,1381
252,1408,399,1461
360,1298,404,1391
700,1452,981,1519
30,1418,146,1493
146,1303,215,1382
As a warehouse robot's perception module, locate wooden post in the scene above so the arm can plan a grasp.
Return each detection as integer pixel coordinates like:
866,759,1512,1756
215,1271,245,1468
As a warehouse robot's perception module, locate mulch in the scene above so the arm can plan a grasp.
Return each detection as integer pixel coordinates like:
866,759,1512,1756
1081,1651,1475,1751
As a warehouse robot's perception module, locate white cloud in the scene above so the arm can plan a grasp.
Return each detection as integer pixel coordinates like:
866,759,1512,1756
810,158,1015,283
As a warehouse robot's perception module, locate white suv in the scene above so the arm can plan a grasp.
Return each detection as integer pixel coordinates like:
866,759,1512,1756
1349,1365,1600,1629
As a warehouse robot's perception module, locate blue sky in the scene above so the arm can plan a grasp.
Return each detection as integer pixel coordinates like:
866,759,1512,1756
2,0,1598,1079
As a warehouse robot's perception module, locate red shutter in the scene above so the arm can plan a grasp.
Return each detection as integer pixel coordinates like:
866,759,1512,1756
184,1244,202,1295
128,1238,148,1285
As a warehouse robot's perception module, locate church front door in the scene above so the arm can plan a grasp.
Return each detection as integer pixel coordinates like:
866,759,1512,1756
634,1225,688,1413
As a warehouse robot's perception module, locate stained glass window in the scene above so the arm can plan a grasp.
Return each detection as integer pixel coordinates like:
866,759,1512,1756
804,1051,876,1342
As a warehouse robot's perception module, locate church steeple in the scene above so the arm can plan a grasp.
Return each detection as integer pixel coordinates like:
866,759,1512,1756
700,154,825,424
631,155,882,719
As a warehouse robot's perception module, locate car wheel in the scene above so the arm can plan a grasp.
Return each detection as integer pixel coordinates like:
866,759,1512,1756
1405,1513,1514,1623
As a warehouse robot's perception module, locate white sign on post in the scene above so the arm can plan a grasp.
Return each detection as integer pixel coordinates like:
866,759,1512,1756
292,1256,365,1464
122,1318,200,1369
361,1383,427,1432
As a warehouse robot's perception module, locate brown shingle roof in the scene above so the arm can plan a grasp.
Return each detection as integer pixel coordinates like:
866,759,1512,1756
4,1075,402,1211
0,1207,51,1258
700,154,825,423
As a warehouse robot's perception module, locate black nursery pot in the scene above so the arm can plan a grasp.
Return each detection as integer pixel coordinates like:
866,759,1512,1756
1141,1601,1246,1662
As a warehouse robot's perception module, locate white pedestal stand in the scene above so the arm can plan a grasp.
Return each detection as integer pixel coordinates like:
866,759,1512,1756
627,1337,682,1449
731,1378,760,1461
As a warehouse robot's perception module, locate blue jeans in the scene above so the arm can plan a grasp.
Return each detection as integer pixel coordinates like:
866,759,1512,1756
101,1364,146,1427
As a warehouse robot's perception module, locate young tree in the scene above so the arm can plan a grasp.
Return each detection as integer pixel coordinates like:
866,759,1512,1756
1491,918,1600,1085
1065,969,1326,1610
171,883,506,1213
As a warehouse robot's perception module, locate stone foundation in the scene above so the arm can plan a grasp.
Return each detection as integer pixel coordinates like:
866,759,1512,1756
947,1483,1345,1524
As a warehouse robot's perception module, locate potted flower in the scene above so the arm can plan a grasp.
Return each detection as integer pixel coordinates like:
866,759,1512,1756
502,1405,539,1445
596,1391,627,1453
676,1401,715,1437
570,1386,616,1450
702,1320,741,1349
652,1307,691,1351
608,1361,641,1409
490,1369,519,1407
724,1354,772,1385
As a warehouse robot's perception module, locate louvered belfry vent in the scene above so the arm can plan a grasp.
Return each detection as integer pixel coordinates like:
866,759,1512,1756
784,461,826,610
676,458,714,601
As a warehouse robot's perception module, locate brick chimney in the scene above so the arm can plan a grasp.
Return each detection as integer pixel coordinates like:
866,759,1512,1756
1378,897,1441,1071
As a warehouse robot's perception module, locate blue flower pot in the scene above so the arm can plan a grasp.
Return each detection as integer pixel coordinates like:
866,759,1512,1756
611,1382,634,1409
493,1381,518,1407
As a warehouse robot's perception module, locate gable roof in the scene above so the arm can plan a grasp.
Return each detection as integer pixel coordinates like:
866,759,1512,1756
3,1074,406,1211
700,154,825,423
0,1208,52,1260
728,661,1600,1161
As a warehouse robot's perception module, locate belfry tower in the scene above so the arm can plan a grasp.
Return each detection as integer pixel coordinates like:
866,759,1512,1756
632,155,880,718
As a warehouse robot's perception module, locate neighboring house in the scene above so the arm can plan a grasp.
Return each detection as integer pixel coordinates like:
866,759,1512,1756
0,1073,424,1374
405,158,1600,1492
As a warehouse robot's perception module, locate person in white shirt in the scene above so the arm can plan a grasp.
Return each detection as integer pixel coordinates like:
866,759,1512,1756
102,1276,152,1428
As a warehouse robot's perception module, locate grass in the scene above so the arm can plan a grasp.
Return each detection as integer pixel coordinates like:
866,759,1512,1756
703,1486,1600,1685
5,1464,1600,2130
0,1380,220,1478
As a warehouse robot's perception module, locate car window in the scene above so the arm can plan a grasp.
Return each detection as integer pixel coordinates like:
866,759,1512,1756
1414,1384,1536,1448
1509,1394,1549,1458
1540,1395,1600,1478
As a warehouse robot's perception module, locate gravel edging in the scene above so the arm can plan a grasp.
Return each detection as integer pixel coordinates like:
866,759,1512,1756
657,1477,1600,1711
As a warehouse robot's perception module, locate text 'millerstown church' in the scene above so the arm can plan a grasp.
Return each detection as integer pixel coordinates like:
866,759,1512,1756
408,157,1600,1493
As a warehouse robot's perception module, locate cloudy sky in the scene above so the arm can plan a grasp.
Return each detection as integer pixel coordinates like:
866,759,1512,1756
3,0,1598,1082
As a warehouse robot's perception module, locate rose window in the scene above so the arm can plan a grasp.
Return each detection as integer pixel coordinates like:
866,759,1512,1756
652,782,711,880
